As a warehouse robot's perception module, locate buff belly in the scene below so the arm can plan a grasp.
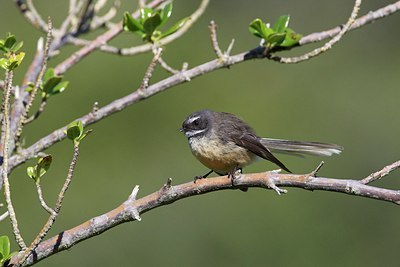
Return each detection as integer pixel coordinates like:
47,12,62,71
188,135,255,174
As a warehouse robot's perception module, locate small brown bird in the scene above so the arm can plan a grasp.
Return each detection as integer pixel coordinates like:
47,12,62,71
180,109,342,179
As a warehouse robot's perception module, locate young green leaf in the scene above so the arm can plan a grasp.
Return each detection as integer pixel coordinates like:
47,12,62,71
7,52,25,70
4,34,16,50
66,120,84,142
123,12,143,32
38,155,52,173
266,32,286,47
140,7,154,22
280,28,302,47
158,17,189,40
0,58,8,70
11,40,23,52
159,3,173,27
43,68,55,83
273,15,290,33
43,76,62,94
0,236,10,261
249,18,274,40
49,81,69,95
143,13,162,35
27,166,37,181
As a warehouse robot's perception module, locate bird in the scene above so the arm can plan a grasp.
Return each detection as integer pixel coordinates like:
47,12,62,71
180,109,343,180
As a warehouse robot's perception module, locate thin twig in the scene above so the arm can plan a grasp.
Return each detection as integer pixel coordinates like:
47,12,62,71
0,211,9,222
2,70,27,249
14,18,53,148
35,183,55,215
14,0,48,32
90,0,120,30
64,0,210,58
54,0,165,75
23,100,48,125
361,160,400,185
138,47,162,92
209,20,224,59
18,144,80,266
11,160,400,266
270,0,362,63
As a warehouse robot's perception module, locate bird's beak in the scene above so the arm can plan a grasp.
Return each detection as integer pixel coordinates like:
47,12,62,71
179,128,184,132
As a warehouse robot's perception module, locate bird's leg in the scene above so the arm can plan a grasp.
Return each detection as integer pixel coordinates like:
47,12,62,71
228,166,242,185
228,166,248,192
194,170,214,183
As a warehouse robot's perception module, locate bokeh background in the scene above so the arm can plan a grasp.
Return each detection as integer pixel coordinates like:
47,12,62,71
1,0,400,266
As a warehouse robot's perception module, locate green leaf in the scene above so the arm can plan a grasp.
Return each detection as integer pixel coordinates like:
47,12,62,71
140,7,154,22
11,41,23,52
0,58,8,70
49,81,69,95
249,18,273,40
123,12,143,32
143,13,162,35
66,120,84,142
0,236,10,260
273,15,290,33
43,76,62,94
78,129,93,142
4,34,16,50
266,32,286,46
280,28,302,47
43,68,55,83
7,52,25,70
159,3,173,27
158,17,189,40
38,155,52,174
27,166,36,180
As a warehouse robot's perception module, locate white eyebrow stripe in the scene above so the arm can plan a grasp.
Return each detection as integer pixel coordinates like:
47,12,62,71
187,116,200,124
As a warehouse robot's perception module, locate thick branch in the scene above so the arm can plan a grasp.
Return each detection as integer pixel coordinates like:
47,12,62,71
10,169,400,266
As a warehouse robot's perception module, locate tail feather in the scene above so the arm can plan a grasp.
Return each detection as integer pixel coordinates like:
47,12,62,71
261,138,343,157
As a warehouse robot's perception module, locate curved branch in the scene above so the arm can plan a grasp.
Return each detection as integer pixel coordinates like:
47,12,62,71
9,164,400,266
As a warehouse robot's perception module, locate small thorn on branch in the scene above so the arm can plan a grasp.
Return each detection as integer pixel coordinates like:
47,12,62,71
128,185,140,201
310,161,325,177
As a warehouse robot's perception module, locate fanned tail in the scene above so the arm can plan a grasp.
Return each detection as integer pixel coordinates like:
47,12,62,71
261,138,343,157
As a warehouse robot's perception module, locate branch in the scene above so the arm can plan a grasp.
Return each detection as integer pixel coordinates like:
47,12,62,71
14,0,48,32
1,70,27,249
93,0,210,56
10,161,400,266
6,2,400,175
14,18,53,148
53,0,165,75
270,0,362,63
17,144,80,266
361,160,400,185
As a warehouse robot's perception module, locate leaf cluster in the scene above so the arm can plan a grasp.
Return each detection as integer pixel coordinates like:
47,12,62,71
26,68,69,100
123,2,189,43
0,33,25,71
65,120,92,145
249,15,302,50
27,155,52,184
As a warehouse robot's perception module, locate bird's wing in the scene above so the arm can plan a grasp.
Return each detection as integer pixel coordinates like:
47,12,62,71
231,132,291,173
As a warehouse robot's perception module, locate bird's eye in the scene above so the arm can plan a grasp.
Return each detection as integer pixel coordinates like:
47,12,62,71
193,119,199,126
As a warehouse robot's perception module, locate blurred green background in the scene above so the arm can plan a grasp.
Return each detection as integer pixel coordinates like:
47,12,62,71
1,0,400,266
